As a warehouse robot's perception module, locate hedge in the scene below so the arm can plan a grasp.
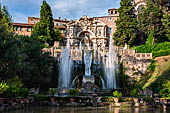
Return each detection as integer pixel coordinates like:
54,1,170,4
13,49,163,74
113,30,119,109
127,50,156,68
134,42,170,53
153,49,170,58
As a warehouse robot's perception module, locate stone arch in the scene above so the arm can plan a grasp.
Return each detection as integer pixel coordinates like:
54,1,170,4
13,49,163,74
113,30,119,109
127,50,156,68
77,29,95,38
135,1,146,14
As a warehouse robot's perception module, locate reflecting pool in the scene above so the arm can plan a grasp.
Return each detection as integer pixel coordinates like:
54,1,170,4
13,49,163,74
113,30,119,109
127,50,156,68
6,106,169,113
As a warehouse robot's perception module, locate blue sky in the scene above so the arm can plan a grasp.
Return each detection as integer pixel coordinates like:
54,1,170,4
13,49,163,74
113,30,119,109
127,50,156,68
1,0,120,23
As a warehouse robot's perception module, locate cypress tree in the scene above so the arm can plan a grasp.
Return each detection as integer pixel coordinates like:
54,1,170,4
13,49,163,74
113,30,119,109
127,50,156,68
138,0,164,44
2,5,13,32
33,0,55,46
113,0,137,47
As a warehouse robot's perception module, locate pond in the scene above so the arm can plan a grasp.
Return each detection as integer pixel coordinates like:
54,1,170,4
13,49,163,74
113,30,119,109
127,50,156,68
6,106,169,113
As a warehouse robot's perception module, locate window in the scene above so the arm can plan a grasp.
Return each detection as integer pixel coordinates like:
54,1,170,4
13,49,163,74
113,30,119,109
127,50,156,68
108,17,112,21
20,27,22,31
56,23,59,26
108,27,112,33
115,11,118,14
27,28,30,32
111,11,113,14
62,24,65,26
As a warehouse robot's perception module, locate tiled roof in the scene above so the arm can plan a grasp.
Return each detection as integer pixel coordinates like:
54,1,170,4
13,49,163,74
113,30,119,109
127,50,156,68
13,23,34,27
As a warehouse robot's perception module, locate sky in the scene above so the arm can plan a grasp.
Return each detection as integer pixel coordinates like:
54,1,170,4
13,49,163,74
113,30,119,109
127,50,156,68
1,0,120,23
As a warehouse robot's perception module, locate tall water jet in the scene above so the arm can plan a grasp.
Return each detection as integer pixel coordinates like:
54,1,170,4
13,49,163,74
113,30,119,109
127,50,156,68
84,51,92,76
58,39,73,89
103,36,117,89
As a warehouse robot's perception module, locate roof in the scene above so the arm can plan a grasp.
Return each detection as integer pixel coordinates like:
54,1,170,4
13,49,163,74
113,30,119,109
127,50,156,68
55,26,66,29
108,8,118,11
13,23,34,27
28,16,70,23
93,15,119,18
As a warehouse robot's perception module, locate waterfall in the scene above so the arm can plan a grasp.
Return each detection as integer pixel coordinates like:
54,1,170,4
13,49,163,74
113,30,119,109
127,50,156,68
84,51,92,76
100,76,106,89
103,36,117,89
58,39,73,89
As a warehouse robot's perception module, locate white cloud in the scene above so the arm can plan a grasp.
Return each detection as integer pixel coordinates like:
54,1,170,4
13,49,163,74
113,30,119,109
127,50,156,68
1,0,120,22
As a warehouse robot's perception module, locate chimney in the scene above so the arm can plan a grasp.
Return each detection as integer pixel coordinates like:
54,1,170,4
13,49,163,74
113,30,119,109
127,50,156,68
64,19,67,21
59,17,61,20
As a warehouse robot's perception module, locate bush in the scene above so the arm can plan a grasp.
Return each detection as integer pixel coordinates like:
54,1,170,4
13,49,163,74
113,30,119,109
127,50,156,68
34,94,49,101
160,80,170,98
130,88,140,97
68,89,79,97
0,81,9,94
100,96,114,102
48,88,58,95
2,76,29,98
153,49,170,58
134,42,170,53
113,90,122,98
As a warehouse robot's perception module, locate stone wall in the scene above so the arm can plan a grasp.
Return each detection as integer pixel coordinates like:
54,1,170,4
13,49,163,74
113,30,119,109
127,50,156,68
116,47,152,81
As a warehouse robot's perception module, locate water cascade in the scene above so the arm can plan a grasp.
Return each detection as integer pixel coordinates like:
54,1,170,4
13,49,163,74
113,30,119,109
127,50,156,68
84,51,92,76
58,40,73,89
103,36,117,89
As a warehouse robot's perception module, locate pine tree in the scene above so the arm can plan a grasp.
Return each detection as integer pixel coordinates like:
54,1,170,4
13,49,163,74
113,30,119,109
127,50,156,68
113,0,138,47
138,0,164,44
33,0,55,46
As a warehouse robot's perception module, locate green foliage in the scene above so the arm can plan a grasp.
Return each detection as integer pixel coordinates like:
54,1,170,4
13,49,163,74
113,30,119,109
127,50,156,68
134,42,170,53
113,90,122,98
130,88,140,97
162,13,170,41
153,49,170,58
33,0,57,46
114,0,137,47
48,88,58,95
55,28,62,41
138,0,164,44
0,4,13,32
34,94,49,101
100,96,114,102
0,81,9,94
148,60,157,72
160,80,170,98
2,76,29,98
145,32,154,45
68,89,79,97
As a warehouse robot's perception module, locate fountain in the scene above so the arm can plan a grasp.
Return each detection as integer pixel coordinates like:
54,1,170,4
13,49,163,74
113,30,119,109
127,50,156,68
58,39,73,89
103,36,117,89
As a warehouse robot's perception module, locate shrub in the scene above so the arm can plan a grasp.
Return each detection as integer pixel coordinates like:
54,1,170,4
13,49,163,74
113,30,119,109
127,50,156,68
134,42,170,53
34,94,49,101
130,88,140,97
0,81,9,94
68,89,79,97
48,88,58,95
100,96,114,102
2,76,29,98
113,90,122,98
152,49,170,58
160,80,170,98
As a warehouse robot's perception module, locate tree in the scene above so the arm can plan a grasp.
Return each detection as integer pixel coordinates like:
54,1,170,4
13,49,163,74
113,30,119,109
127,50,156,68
0,4,3,20
138,0,164,44
1,5,13,32
33,0,56,46
162,13,170,41
113,0,138,47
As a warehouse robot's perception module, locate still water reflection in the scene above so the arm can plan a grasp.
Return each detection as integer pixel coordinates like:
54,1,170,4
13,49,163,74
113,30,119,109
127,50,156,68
6,106,169,113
